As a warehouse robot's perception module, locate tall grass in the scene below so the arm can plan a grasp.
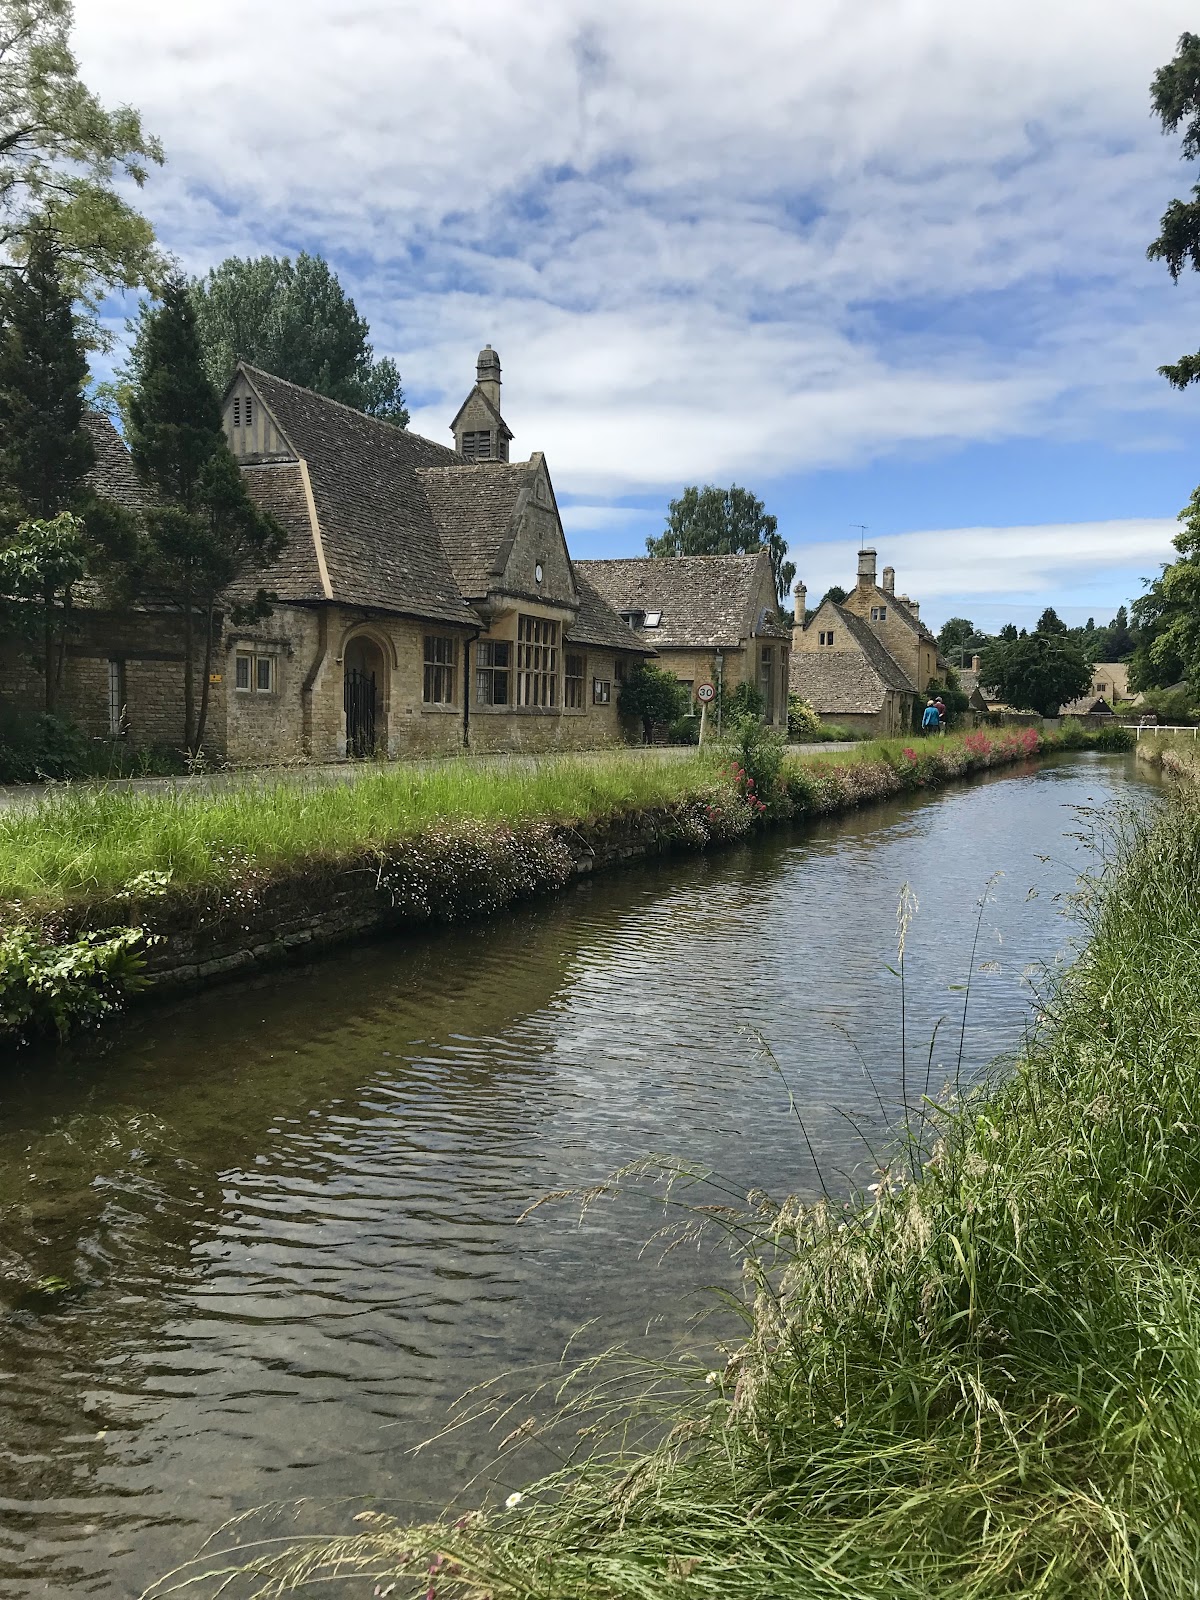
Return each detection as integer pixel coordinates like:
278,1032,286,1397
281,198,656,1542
157,785,1200,1598
0,751,731,913
0,734,1063,917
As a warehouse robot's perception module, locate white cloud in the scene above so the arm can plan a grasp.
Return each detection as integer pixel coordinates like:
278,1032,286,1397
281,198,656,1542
792,518,1178,626
70,0,1200,501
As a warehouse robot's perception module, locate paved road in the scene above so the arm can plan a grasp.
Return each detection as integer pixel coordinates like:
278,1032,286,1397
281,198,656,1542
0,742,859,813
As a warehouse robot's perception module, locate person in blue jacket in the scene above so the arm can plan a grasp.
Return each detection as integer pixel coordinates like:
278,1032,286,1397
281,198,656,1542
921,699,940,735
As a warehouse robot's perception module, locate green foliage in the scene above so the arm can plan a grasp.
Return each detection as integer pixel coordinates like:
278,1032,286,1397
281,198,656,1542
125,279,286,751
979,620,1092,717
617,663,691,740
0,707,183,781
187,253,409,424
721,679,765,727
646,484,794,600
787,693,821,740
0,921,149,1046
0,510,85,709
731,718,785,807
1148,32,1200,387
0,0,164,328
1091,721,1135,751
936,615,976,657
1137,686,1200,725
1129,491,1200,696
818,583,848,608
667,714,698,745
0,223,92,519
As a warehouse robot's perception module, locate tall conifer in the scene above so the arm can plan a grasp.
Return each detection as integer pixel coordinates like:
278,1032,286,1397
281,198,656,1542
126,279,284,752
0,225,96,709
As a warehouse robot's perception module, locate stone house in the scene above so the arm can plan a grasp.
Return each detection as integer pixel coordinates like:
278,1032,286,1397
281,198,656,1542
576,552,792,730
0,412,227,750
3,348,656,762
1090,662,1131,705
790,549,945,736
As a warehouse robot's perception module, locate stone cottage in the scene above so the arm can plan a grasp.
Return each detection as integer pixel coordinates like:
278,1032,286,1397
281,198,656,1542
790,549,945,736
576,552,792,730
3,349,658,762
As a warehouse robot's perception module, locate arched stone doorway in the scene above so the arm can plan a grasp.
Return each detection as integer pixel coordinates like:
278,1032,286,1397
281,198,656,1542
343,635,387,758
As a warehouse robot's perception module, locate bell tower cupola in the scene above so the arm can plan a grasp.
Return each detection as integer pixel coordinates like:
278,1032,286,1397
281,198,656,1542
451,343,513,463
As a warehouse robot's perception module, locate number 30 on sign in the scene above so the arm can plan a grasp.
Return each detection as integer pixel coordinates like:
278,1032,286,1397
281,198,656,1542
696,682,715,703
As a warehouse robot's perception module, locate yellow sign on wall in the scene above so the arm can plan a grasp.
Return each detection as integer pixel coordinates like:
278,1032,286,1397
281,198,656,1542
209,673,222,684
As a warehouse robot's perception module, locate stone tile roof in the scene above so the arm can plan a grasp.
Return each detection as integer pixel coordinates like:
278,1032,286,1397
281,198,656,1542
835,608,917,694
237,462,328,602
241,365,476,626
790,649,897,715
889,593,940,651
577,553,783,649
568,571,657,655
416,461,535,599
82,411,153,512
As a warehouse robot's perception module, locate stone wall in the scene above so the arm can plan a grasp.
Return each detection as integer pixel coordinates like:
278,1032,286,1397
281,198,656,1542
1,607,218,753
90,806,709,998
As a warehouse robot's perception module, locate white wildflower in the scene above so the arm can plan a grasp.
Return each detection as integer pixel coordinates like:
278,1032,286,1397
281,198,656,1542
505,1491,524,1509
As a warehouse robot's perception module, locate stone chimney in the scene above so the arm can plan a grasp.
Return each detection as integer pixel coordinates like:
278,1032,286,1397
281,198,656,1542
972,653,981,672
857,547,877,591
792,579,807,650
882,565,895,595
476,344,501,410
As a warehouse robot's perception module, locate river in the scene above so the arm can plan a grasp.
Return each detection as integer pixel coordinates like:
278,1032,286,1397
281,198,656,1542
0,752,1159,1597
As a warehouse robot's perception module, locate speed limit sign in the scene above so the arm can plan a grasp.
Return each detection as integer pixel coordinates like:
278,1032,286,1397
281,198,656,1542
696,682,716,703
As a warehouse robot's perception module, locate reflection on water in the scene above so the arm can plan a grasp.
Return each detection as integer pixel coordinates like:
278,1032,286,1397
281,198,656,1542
0,753,1156,1596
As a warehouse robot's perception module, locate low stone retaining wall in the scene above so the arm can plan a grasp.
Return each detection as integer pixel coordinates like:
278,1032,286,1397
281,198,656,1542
64,807,709,998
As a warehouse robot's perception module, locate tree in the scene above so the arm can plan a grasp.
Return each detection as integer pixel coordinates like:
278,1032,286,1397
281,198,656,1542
647,484,794,601
617,662,690,743
978,621,1092,718
1107,605,1134,659
1129,489,1200,693
187,254,409,424
937,616,975,660
1035,606,1068,636
0,225,134,707
0,223,92,522
819,584,848,608
0,0,164,326
126,280,286,752
0,510,84,710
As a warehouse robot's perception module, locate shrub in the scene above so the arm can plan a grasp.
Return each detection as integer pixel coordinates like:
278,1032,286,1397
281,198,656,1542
0,924,151,1047
618,664,692,742
787,695,821,741
1137,687,1200,725
1057,716,1090,750
0,708,186,783
722,681,766,727
732,718,786,809
1091,722,1135,751
668,715,699,745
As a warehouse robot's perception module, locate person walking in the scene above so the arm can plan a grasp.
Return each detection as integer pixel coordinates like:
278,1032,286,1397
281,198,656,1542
934,696,947,735
921,699,940,736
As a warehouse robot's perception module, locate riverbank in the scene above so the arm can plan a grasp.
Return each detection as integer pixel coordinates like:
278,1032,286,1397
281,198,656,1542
0,724,1126,1047
193,754,1200,1598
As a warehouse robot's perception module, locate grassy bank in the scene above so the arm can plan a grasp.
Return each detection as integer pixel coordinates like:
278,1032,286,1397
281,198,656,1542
0,727,1120,918
0,726,1125,1048
166,744,1200,1597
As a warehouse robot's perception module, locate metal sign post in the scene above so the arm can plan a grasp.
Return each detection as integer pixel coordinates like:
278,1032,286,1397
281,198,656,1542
696,682,715,746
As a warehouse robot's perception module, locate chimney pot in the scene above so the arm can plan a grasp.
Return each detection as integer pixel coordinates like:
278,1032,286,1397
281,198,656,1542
857,547,877,589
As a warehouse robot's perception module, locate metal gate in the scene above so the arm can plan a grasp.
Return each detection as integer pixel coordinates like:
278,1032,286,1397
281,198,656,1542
344,667,377,757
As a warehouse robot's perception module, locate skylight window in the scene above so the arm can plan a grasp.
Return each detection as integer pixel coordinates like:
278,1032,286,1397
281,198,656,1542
643,611,662,628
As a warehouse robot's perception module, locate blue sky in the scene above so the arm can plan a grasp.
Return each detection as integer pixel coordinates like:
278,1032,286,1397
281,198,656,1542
74,0,1200,632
